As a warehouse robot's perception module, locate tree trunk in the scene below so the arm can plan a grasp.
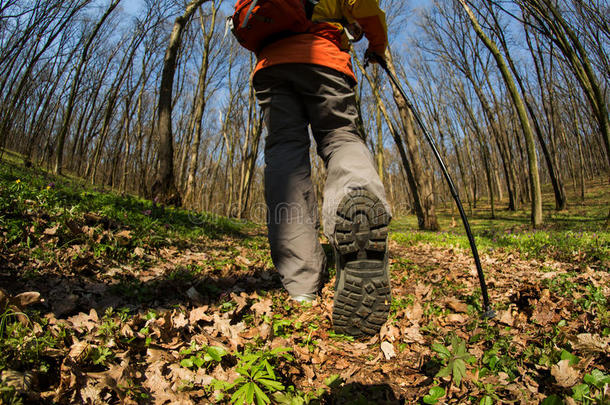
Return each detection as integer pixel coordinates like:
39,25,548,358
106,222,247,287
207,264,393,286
153,0,210,206
54,0,121,175
354,55,429,229
384,48,439,230
185,2,218,206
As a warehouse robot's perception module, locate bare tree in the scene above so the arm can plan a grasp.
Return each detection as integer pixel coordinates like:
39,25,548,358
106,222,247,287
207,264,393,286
458,0,543,226
152,0,211,206
54,0,122,175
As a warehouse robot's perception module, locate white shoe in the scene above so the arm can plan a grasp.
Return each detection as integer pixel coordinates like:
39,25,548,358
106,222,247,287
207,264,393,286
290,293,317,303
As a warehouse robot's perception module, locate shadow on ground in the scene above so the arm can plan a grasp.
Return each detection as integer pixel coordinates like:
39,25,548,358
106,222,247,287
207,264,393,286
321,382,402,404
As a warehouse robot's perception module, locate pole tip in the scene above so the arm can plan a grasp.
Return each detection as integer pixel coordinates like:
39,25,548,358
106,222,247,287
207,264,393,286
482,308,496,320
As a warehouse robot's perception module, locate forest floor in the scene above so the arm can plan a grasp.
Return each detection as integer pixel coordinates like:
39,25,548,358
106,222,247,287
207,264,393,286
0,153,608,404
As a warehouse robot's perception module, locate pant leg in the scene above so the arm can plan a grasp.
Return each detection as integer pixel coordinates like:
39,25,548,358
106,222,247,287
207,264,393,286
253,68,326,297
280,65,392,242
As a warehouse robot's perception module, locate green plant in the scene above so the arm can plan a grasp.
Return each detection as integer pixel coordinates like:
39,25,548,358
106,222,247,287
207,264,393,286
422,386,445,404
570,369,610,404
431,336,476,386
210,347,293,405
272,317,295,338
180,342,227,370
328,330,354,342
89,346,114,366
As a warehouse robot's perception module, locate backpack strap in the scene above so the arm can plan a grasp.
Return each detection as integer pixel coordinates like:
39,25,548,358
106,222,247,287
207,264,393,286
241,0,260,28
305,0,319,20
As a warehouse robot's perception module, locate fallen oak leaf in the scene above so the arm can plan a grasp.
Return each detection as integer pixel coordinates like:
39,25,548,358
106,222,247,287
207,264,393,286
251,298,273,318
571,333,609,355
447,299,469,313
402,325,426,344
497,307,515,326
171,310,189,329
551,359,580,388
43,224,60,236
189,306,212,323
446,313,467,324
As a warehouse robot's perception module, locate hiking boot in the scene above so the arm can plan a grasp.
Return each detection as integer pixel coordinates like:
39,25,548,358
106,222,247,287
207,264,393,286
332,189,391,337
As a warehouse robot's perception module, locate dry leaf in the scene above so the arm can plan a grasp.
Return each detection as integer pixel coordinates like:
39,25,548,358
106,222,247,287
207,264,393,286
186,287,205,306
405,302,423,323
172,311,189,329
235,255,252,267
447,313,466,324
498,308,515,326
67,340,90,362
12,291,41,308
531,305,554,325
381,341,396,360
447,299,468,313
43,224,59,236
335,358,350,370
572,333,609,354
402,325,426,344
251,298,273,318
380,323,400,342
189,306,212,323
551,360,580,388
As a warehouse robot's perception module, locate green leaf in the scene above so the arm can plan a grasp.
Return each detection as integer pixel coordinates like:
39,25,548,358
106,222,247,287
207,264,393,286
480,395,494,405
428,386,445,398
193,356,204,369
324,374,343,388
584,369,610,388
423,395,439,404
231,383,249,405
423,386,445,404
257,378,284,392
571,384,589,401
431,343,451,359
180,358,194,368
559,350,579,366
263,360,276,380
253,382,271,405
436,364,452,378
452,358,467,386
246,382,255,405
179,348,192,356
541,395,564,405
452,337,467,356
207,346,227,362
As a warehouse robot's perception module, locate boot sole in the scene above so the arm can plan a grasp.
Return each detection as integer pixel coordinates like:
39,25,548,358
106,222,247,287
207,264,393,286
332,189,391,337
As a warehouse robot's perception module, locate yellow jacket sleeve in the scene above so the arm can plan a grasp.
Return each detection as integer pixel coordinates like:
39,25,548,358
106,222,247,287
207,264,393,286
342,0,388,54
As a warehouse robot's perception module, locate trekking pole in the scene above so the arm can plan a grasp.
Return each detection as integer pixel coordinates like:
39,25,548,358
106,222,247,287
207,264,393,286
366,53,495,319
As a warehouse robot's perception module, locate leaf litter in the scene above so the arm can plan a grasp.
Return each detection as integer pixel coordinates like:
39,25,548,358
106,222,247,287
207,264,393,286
0,209,608,403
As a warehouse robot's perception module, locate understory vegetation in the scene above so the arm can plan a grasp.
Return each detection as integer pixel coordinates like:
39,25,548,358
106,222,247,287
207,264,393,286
0,159,608,404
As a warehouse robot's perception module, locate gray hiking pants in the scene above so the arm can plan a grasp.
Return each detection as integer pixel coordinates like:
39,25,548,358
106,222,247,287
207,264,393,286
253,64,391,297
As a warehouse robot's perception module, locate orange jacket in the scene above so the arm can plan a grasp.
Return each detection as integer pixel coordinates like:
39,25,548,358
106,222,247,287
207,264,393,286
254,0,388,83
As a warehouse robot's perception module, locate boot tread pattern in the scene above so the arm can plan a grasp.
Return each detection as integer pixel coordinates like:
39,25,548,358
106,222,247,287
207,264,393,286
332,189,391,337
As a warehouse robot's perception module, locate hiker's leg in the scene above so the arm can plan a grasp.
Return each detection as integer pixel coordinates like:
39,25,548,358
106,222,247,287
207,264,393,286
287,64,392,335
287,65,391,241
253,67,326,297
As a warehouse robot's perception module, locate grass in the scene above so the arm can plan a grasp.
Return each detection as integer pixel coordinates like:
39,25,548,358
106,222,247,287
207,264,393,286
0,156,247,269
390,179,609,269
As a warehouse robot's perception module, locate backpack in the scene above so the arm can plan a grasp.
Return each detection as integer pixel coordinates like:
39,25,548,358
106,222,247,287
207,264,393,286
231,0,317,54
